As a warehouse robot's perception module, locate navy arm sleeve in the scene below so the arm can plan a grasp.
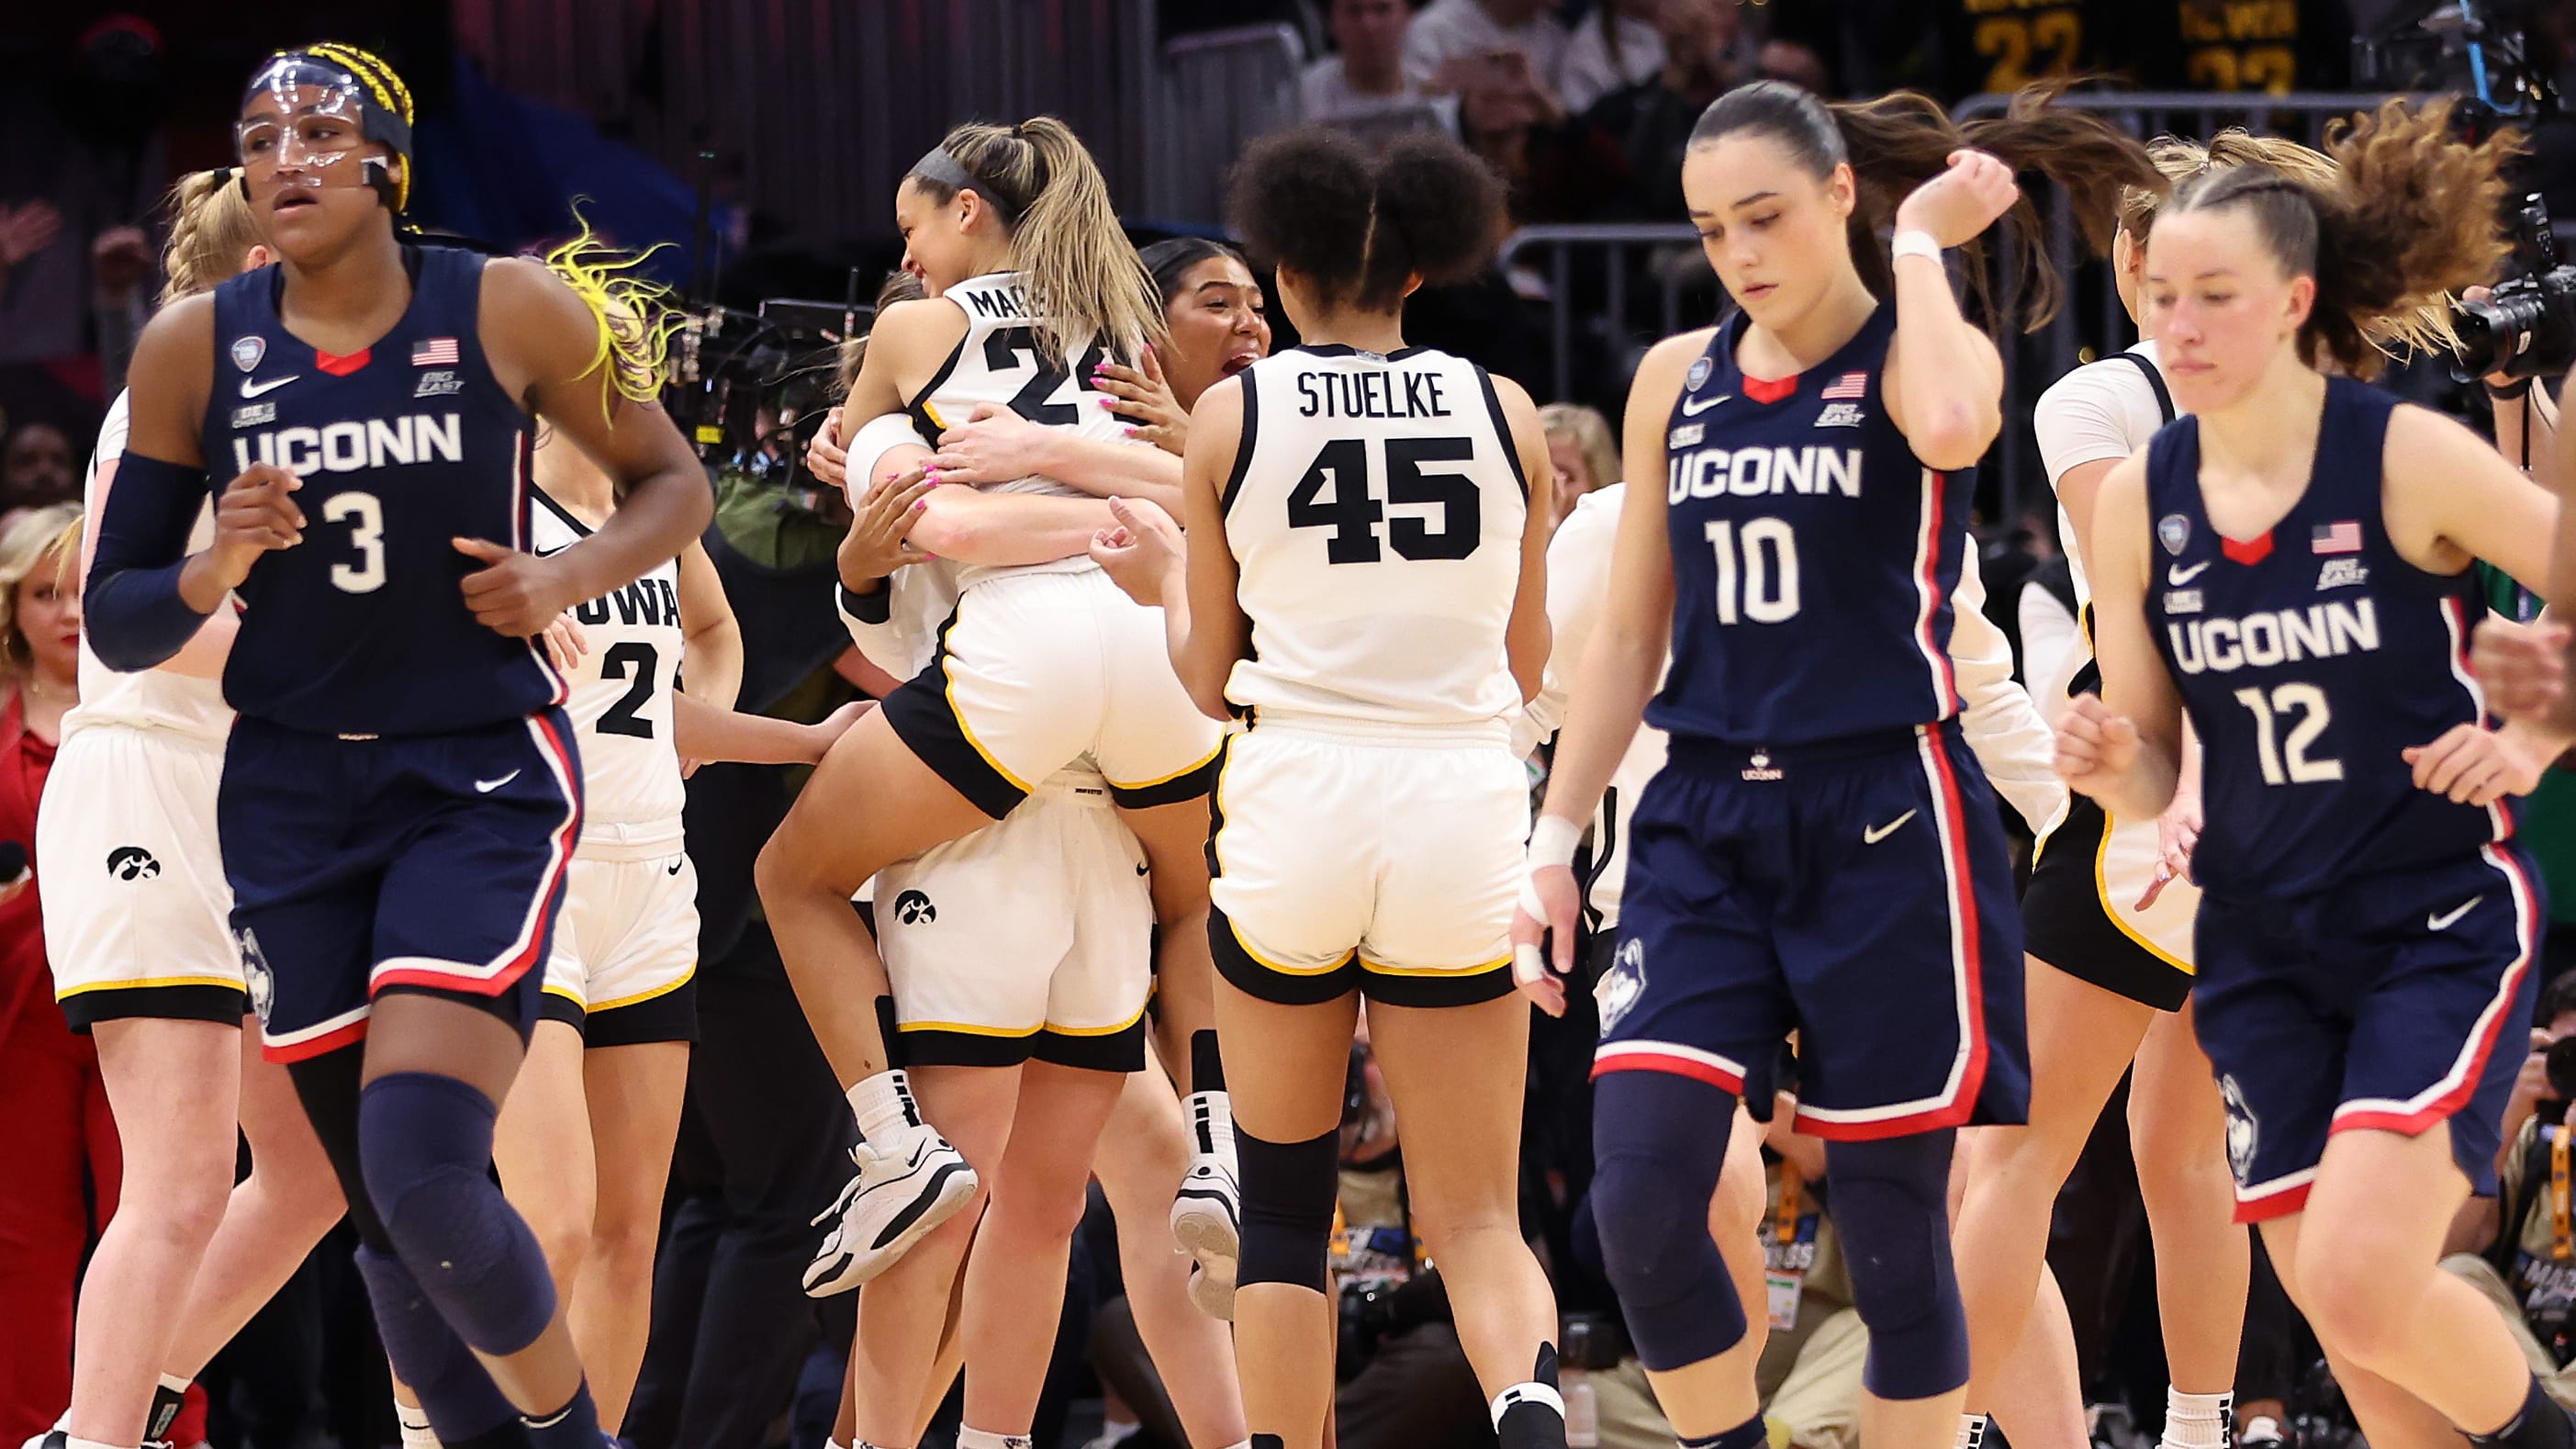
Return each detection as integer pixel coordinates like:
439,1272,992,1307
84,453,217,672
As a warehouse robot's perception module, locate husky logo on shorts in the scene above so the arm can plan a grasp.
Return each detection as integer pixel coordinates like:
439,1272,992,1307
2219,1073,2257,1184
1596,938,1647,1031
893,889,937,926
106,846,162,881
236,927,275,1027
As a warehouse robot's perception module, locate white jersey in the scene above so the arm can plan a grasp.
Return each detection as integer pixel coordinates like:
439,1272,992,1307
909,271,1146,590
2033,340,2170,613
532,490,687,845
1222,344,1526,727
65,391,234,745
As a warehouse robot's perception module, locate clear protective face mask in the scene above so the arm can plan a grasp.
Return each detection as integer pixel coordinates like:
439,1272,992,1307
233,59,374,186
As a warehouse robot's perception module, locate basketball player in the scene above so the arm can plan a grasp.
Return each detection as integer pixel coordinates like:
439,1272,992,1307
758,118,1225,1295
84,45,709,1449
814,391,1248,1449
1517,80,2158,1449
31,168,343,1449
1955,128,2462,1449
1091,125,1566,1449
2058,97,2576,1449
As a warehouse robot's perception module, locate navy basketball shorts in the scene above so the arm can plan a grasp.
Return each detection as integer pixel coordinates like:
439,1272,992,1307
2193,843,2542,1223
218,712,585,1061
1595,722,2030,1139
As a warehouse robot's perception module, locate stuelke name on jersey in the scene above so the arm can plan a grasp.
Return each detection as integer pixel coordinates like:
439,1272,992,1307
2167,597,2380,676
230,413,464,477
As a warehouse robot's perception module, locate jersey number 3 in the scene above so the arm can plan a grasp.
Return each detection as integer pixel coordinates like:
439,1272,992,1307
1287,437,1481,565
325,491,386,594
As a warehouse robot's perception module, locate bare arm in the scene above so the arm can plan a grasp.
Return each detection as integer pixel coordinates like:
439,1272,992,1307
2383,404,2566,601
675,539,741,711
1170,379,1253,720
474,258,711,633
927,402,1185,512
1490,373,1556,703
670,690,846,764
2062,456,2186,820
907,486,1117,567
1881,152,2020,472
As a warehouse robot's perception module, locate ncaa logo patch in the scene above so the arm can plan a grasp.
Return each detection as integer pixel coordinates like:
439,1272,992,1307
235,927,276,1028
2157,513,2191,556
231,335,266,373
1685,355,1713,394
1596,938,1647,1032
2218,1073,2257,1184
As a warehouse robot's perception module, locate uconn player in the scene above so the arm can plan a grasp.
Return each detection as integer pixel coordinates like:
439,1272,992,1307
1518,81,2156,1449
84,46,711,1449
757,118,1223,1288
31,170,345,1449
1092,127,1567,1449
2059,101,2576,1449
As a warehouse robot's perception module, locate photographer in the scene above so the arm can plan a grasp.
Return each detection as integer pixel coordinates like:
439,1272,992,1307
2443,972,2576,1407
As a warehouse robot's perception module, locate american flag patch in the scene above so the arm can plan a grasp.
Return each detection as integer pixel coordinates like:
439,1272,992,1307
412,337,459,366
1820,371,1868,400
2312,521,2363,555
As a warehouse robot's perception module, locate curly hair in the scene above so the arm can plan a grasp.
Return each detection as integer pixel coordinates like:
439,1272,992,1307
2160,97,2517,378
1226,126,1504,315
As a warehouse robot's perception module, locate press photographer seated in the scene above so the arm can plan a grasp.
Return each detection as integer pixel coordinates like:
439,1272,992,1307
2446,971,2576,1407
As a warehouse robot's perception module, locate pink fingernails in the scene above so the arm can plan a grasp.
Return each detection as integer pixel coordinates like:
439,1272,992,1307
1097,398,1114,408
1125,425,1137,436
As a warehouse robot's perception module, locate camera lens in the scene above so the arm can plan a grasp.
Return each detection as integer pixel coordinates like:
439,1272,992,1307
2545,1035,2576,1100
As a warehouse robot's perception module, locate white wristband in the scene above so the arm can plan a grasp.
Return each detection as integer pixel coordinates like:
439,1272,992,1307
1890,230,1944,264
1527,814,1582,871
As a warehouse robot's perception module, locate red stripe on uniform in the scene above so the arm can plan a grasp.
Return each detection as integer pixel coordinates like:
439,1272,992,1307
1591,1052,1744,1094
262,1017,369,1063
369,714,581,998
2234,1182,2313,1225
1919,471,1958,719
1914,730,1988,1129
2331,848,2536,1139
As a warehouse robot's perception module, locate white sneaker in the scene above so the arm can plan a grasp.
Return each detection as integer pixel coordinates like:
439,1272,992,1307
803,1124,978,1297
1187,1258,1237,1321
1170,1095,1240,1279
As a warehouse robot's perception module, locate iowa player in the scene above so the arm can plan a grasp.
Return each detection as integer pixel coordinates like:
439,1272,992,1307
84,45,709,1449
2062,99,2576,1449
1517,81,2155,1449
1092,126,1564,1449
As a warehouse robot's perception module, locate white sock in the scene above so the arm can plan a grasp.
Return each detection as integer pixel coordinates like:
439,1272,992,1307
957,1429,1033,1449
1956,1413,1990,1449
846,1069,923,1149
825,1441,847,1449
1184,1089,1234,1157
65,1438,136,1449
1491,1381,1566,1431
396,1402,442,1449
2162,1389,2234,1449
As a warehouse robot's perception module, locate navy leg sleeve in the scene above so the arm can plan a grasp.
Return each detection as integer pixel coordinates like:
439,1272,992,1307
358,1072,560,1356
1591,1071,1746,1371
1825,1129,1968,1400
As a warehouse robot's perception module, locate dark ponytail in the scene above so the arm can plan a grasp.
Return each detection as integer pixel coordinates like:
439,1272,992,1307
2163,97,2514,378
1227,126,1504,314
1692,78,2164,332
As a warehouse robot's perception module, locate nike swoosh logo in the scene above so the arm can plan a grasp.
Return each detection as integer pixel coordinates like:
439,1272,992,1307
2427,895,2483,931
474,769,521,793
666,859,685,876
1863,810,1917,845
1680,394,1730,417
1136,861,1150,876
240,375,299,399
2167,561,2212,586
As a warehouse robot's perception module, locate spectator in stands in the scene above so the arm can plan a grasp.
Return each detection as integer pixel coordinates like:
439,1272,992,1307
2,423,79,518
89,225,154,399
2442,971,2576,1405
1539,401,1618,531
1454,49,1561,217
1559,0,1666,115
1407,0,1572,104
1296,0,1457,147
1547,0,1747,220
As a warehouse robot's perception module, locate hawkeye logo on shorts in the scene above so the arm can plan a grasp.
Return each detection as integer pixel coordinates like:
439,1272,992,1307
105,846,162,881
893,889,937,925
1596,938,1647,1032
236,927,276,1027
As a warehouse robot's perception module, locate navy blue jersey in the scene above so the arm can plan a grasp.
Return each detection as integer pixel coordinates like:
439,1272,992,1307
2144,376,2506,901
1647,306,1973,746
204,246,560,736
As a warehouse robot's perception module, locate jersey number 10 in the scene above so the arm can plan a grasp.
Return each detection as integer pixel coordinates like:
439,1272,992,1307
1287,436,1482,564
1704,517,1800,623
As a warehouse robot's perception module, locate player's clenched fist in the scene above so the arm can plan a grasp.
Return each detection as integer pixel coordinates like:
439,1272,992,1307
453,536,579,640
2055,692,2141,801
206,464,305,589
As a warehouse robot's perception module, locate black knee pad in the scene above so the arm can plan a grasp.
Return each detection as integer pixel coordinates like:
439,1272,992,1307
1825,1131,1968,1400
1590,1072,1745,1369
1234,1127,1340,1292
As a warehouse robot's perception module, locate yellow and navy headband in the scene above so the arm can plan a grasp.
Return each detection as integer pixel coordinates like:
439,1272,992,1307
241,43,417,211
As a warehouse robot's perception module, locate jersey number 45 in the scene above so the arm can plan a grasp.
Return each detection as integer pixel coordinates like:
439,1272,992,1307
1287,436,1481,565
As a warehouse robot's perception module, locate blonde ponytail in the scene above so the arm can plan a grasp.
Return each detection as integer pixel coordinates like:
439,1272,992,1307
911,118,1166,368
541,208,684,420
159,169,263,306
